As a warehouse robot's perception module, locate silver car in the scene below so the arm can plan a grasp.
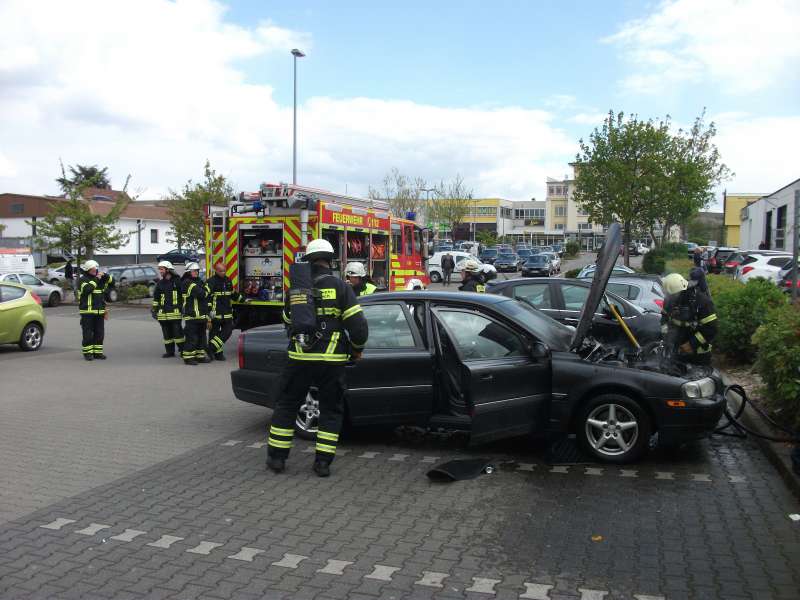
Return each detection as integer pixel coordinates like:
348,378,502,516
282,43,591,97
0,272,63,306
605,275,665,314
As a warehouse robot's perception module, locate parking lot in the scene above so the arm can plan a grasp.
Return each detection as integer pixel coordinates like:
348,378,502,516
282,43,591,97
1,296,800,600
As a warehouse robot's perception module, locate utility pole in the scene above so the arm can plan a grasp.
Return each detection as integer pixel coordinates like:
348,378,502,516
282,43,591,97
792,189,799,303
291,49,305,185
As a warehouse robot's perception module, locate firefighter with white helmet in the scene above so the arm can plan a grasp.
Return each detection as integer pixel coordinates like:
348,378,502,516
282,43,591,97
152,260,184,358
266,238,369,477
77,259,113,360
405,278,425,290
344,261,376,296
180,261,211,365
458,259,486,293
661,273,718,366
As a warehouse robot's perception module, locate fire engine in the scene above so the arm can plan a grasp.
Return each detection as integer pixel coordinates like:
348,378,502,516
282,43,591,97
204,183,429,328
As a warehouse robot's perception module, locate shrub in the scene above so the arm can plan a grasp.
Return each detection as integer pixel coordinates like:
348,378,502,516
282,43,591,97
714,278,787,360
706,274,741,299
564,268,580,279
116,283,149,302
753,303,800,431
660,242,688,258
643,250,666,274
564,241,580,258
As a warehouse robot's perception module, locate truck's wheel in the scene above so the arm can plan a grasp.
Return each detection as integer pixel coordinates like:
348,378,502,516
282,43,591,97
429,272,442,283
577,394,651,463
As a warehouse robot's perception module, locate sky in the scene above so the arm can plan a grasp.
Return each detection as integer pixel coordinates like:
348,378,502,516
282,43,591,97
1,0,798,210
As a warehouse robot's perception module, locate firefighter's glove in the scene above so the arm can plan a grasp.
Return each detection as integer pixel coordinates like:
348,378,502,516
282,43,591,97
351,350,363,361
679,342,693,354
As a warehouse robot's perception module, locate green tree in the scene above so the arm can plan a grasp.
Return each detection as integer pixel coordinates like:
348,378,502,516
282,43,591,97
476,230,498,247
167,161,233,249
368,168,427,218
31,163,130,267
56,162,112,191
427,175,473,240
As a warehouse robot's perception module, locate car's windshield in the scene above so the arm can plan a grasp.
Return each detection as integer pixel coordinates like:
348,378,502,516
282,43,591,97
494,298,572,351
527,256,547,264
482,249,498,256
498,253,515,259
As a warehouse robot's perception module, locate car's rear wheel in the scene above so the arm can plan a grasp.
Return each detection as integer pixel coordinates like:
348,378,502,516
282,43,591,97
50,278,60,285
429,271,442,283
107,288,119,303
148,283,156,297
577,394,651,463
19,323,43,351
48,292,60,307
294,389,319,440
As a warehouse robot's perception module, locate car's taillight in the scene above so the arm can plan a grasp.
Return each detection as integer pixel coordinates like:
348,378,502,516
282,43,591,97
742,266,754,275
654,298,664,309
238,331,246,369
710,257,717,266
31,292,42,305
724,261,737,268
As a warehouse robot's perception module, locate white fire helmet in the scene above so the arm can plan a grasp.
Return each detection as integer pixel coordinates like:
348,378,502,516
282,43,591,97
662,273,689,295
463,259,481,273
82,260,99,271
405,278,425,290
185,262,201,272
345,262,367,278
157,260,174,270
304,238,335,262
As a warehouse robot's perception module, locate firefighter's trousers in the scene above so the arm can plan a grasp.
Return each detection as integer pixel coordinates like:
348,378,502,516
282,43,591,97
182,320,208,361
267,361,346,463
208,318,234,355
80,314,105,356
159,320,185,355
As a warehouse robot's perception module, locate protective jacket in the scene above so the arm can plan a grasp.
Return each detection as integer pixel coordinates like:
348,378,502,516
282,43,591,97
353,281,377,297
661,287,718,356
78,273,113,315
282,265,368,362
205,273,242,320
181,275,209,320
459,273,486,293
152,275,183,320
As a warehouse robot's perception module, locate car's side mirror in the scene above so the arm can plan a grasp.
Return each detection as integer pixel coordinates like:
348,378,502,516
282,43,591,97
530,341,550,361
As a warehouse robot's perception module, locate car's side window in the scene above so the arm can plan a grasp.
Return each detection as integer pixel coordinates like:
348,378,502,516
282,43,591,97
512,283,553,309
0,284,25,302
362,304,416,349
6,274,20,283
406,301,428,345
20,274,40,285
560,284,589,311
768,257,790,267
437,310,525,360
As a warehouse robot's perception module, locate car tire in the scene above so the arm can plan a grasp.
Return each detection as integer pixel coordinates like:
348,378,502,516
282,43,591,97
19,322,43,351
107,288,119,303
294,389,319,440
48,292,60,307
576,393,651,464
429,271,442,283
50,278,60,285
148,283,156,297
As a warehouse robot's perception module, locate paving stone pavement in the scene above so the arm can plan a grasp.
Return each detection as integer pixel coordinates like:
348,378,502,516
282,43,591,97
1,423,799,600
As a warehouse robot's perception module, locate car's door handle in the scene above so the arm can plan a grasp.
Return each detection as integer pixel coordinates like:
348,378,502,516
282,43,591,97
480,374,494,381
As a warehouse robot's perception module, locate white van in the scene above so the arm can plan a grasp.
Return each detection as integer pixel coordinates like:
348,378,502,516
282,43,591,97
428,251,483,283
0,252,36,276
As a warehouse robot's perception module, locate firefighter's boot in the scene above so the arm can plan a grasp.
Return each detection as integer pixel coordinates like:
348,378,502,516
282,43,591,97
312,458,331,478
266,455,286,473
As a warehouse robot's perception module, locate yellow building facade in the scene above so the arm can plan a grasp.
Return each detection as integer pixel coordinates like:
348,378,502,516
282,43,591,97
723,192,763,247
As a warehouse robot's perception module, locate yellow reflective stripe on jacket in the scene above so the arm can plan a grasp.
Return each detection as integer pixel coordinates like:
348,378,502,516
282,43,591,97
287,351,349,362
342,305,363,320
317,431,339,442
317,307,342,317
699,314,717,324
281,310,291,325
695,331,707,344
325,332,341,354
358,283,377,296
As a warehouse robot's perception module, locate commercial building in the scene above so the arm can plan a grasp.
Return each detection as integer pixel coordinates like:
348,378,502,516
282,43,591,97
739,177,800,252
722,192,764,247
543,166,605,250
0,190,176,265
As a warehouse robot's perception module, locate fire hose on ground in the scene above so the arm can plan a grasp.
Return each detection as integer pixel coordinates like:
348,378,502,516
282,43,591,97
717,384,800,444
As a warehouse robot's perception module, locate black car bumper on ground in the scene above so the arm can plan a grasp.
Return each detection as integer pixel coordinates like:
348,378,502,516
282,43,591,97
655,394,725,445
231,368,275,408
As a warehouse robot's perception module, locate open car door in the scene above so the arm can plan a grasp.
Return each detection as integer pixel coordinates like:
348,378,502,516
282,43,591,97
431,306,551,445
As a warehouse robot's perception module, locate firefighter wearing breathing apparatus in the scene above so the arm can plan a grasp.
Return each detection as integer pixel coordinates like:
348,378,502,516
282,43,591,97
152,261,185,358
344,261,377,296
458,259,486,293
661,273,718,366
180,262,211,366
266,239,369,477
78,260,113,361
205,261,242,361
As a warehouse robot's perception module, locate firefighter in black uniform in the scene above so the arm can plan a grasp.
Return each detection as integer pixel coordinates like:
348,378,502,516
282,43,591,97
458,259,486,292
205,261,242,361
181,262,211,366
78,260,113,361
152,260,184,358
266,238,369,477
661,273,718,366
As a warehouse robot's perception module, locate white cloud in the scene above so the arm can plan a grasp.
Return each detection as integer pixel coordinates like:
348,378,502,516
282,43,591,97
605,0,800,94
0,0,576,204
568,113,609,126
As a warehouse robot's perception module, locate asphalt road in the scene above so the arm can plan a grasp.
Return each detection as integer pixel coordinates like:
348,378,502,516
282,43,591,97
1,268,799,600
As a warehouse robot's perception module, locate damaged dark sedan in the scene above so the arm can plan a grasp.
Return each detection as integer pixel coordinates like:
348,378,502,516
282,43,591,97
232,224,725,463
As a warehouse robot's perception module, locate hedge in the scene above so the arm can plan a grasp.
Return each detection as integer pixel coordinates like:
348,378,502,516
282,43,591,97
753,303,800,431
564,268,580,278
642,250,666,274
564,241,581,259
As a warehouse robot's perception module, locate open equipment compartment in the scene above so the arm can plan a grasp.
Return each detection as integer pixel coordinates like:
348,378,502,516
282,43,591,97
239,222,284,302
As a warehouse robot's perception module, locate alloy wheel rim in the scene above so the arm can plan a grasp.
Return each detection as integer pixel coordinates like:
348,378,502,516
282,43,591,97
584,403,639,456
296,392,320,433
25,326,41,349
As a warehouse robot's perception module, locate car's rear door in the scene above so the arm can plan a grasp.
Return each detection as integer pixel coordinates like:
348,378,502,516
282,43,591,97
432,306,550,445
345,302,434,426
503,281,561,321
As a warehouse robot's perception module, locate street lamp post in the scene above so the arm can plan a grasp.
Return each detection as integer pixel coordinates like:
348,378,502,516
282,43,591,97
291,48,305,185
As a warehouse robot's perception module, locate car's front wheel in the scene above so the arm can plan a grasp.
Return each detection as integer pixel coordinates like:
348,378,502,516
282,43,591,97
107,288,119,303
148,283,156,297
48,292,60,307
294,389,319,440
429,271,442,283
19,322,43,351
577,394,651,463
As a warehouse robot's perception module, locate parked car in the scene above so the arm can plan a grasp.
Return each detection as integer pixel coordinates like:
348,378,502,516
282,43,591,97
539,252,561,273
735,252,793,284
704,247,738,275
577,263,635,279
516,248,535,263
606,275,665,313
686,242,698,258
551,244,565,257
46,263,74,285
722,252,746,275
0,273,63,307
428,251,482,283
0,282,46,351
105,265,159,301
156,248,200,265
478,248,499,264
487,277,661,347
494,253,520,273
232,224,724,463
521,255,554,277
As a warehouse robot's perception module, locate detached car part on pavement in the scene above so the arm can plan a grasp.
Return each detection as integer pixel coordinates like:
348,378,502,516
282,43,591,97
232,224,725,463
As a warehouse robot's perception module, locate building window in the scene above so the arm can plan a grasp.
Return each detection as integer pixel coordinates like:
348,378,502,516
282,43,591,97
578,223,593,231
555,206,566,217
554,224,565,231
577,207,589,216
775,205,787,249
10,203,24,214
150,229,158,244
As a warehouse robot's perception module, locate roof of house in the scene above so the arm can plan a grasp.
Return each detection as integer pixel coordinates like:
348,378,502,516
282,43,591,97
0,192,172,221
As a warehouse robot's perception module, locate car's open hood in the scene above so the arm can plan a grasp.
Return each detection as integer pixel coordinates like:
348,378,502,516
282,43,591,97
570,222,622,351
